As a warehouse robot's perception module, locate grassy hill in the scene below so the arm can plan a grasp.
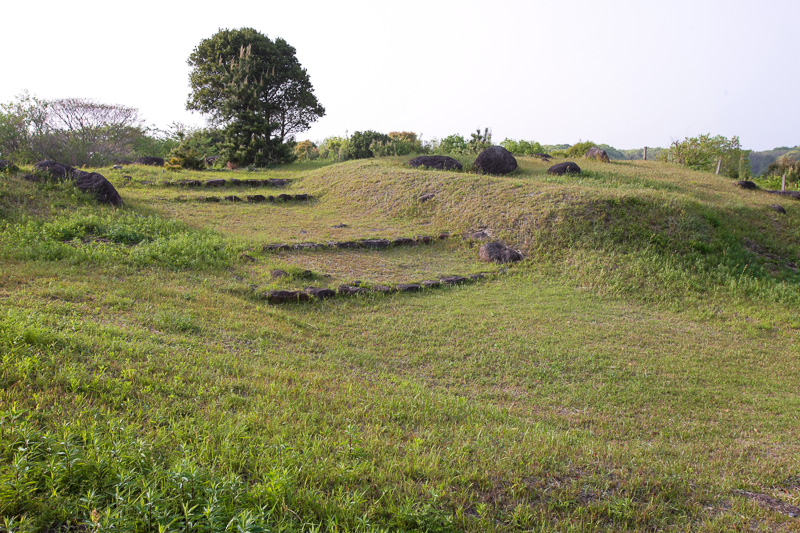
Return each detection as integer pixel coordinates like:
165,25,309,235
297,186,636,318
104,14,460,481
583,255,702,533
1,157,799,531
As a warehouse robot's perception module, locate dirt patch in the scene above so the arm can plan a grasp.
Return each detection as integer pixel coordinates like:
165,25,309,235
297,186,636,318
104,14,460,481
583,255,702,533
733,489,800,518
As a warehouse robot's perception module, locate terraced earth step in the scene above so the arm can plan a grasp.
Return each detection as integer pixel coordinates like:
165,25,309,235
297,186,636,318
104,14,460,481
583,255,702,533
262,233,450,252
166,178,289,188
261,273,491,304
200,194,311,203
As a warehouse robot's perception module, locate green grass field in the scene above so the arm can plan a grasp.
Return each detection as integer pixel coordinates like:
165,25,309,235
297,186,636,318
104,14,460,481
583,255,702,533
1,156,799,531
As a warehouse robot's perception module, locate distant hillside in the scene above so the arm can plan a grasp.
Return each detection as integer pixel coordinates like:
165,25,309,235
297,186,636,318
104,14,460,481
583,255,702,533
750,146,799,175
542,144,666,161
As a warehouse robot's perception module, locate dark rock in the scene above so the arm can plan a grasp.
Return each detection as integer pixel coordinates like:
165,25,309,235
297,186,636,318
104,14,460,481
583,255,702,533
469,273,485,280
267,178,289,187
397,283,422,292
133,156,165,167
22,174,38,182
0,160,19,173
770,204,787,214
547,162,581,175
33,160,74,180
533,153,552,160
766,190,800,200
362,239,391,249
392,237,415,246
224,195,242,202
441,276,470,285
227,178,241,186
176,179,203,187
479,242,523,263
338,285,368,296
295,193,311,201
202,196,221,202
304,287,336,299
247,195,267,202
416,235,433,244
473,146,518,175
735,180,758,190
419,193,436,202
409,155,463,171
438,232,450,240
585,147,610,162
240,179,262,186
266,195,276,202
73,172,123,206
371,285,396,294
421,280,441,288
241,253,256,262
70,169,92,180
292,243,322,250
332,223,348,228
263,244,290,252
277,194,293,201
112,164,123,170
205,179,226,187
265,290,309,304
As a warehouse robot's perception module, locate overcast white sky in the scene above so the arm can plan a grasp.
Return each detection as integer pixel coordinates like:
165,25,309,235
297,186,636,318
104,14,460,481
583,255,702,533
1,0,797,150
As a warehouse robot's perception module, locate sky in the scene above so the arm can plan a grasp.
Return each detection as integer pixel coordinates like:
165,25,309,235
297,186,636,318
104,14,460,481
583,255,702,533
1,0,798,151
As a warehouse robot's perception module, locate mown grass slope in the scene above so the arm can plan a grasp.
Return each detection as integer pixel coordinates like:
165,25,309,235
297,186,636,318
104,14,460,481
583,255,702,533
1,156,799,531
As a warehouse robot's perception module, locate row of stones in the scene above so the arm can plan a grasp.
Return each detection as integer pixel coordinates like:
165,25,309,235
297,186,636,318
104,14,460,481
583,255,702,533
262,273,490,304
199,193,312,203
262,233,449,252
165,178,289,188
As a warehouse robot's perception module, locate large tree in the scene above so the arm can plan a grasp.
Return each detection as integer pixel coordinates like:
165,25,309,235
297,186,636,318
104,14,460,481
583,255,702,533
187,28,324,165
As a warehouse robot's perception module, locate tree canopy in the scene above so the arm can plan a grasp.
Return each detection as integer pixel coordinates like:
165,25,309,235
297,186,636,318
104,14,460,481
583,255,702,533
186,28,324,165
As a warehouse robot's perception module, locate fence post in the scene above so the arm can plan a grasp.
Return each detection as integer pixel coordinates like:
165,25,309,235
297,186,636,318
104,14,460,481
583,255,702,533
643,146,648,160
782,173,786,191
715,159,722,175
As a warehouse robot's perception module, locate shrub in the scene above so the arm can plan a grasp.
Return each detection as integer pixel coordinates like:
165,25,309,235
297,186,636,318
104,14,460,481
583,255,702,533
294,140,319,161
318,136,349,160
666,134,750,179
436,134,468,155
500,138,546,156
345,130,389,160
566,141,597,158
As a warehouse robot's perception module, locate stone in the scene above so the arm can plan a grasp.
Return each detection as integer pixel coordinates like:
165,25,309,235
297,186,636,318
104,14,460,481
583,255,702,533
416,235,433,244
409,155,463,171
265,290,309,304
247,195,267,202
267,178,289,187
468,273,485,280
473,146,518,175
112,164,123,170
479,242,523,263
304,287,336,299
224,195,242,202
0,160,19,172
338,285,368,296
533,153,552,160
277,194,293,202
227,178,241,186
176,179,202,187
205,179,227,187
441,276,470,285
133,156,165,167
735,180,758,190
585,147,610,162
547,162,581,175
33,160,74,180
362,239,391,249
421,280,441,288
463,230,491,240
419,193,436,202
770,204,787,214
266,195,276,202
202,196,221,202
371,285,396,294
295,193,311,201
73,172,123,206
241,253,256,262
438,232,450,240
397,283,422,292
392,237,415,246
332,223,348,228
240,179,262,186
766,190,800,200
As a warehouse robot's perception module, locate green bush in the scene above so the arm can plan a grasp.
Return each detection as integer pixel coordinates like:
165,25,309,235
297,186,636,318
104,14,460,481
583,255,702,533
665,134,750,179
500,138,546,156
345,130,389,160
566,141,597,158
436,134,468,155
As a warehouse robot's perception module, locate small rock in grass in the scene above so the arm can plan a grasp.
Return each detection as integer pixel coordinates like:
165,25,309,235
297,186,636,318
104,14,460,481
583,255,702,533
205,179,226,187
441,276,470,285
419,193,436,202
479,242,523,264
202,196,221,202
547,162,581,175
338,285,368,296
416,236,433,244
247,194,266,202
266,290,309,304
294,193,311,201
224,195,242,202
770,204,787,214
270,269,289,279
463,230,491,240
134,156,165,167
409,155,463,170
277,193,293,201
397,283,421,292
585,147,610,162
304,287,336,299
421,280,441,288
392,237,415,246
362,239,391,249
332,223,349,228
735,180,758,190
371,285,396,294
